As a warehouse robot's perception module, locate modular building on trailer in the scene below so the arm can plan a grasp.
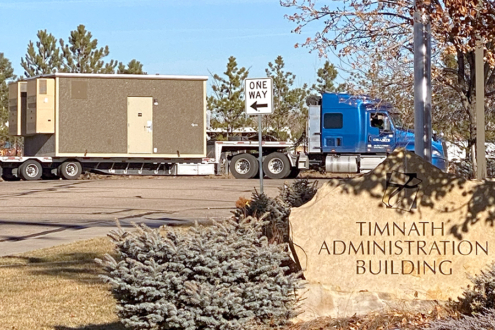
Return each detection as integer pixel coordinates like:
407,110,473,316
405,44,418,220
3,73,216,180
3,77,447,181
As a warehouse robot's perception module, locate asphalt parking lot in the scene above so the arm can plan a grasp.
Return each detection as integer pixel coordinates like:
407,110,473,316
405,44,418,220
0,177,315,256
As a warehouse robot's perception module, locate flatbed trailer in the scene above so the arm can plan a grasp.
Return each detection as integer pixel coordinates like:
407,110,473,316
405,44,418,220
0,156,217,180
0,139,296,180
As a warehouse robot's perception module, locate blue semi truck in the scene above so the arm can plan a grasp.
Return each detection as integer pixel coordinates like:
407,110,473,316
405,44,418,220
226,93,448,179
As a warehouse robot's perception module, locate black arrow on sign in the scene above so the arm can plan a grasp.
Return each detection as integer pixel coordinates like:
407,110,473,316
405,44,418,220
250,101,268,111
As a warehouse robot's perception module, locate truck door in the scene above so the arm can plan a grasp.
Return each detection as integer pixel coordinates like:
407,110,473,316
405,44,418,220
367,113,395,153
127,97,153,154
320,110,361,153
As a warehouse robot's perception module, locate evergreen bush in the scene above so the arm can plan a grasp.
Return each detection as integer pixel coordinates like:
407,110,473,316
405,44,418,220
97,218,302,330
279,179,318,208
453,263,495,315
232,190,290,244
427,309,495,330
232,179,318,244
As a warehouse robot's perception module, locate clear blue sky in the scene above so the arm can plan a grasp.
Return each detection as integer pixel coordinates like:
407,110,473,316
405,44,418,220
0,0,343,90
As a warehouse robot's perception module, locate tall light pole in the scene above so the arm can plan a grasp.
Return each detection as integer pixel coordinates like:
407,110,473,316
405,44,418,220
475,0,486,180
414,0,432,162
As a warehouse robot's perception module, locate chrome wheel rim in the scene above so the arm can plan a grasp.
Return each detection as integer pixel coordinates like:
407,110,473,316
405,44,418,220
25,164,39,178
268,158,284,174
234,158,251,175
65,163,78,176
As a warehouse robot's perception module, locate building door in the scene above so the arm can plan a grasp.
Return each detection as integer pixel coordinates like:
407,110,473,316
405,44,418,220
127,97,153,154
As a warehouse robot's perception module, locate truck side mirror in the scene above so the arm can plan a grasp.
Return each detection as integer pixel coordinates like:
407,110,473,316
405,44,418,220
382,117,391,132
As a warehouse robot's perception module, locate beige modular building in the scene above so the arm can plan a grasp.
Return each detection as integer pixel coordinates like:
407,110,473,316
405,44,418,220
9,73,208,158
3,73,214,180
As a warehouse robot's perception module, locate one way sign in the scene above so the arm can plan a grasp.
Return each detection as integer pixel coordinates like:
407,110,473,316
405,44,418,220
245,78,273,115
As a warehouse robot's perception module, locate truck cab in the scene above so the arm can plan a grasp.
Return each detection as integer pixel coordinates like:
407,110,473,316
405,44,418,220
308,93,448,173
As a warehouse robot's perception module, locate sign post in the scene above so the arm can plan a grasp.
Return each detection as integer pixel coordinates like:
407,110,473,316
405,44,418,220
245,78,273,194
257,115,263,193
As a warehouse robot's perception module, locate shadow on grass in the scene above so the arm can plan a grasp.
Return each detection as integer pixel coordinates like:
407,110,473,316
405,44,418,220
31,252,109,284
2,252,111,285
54,322,125,330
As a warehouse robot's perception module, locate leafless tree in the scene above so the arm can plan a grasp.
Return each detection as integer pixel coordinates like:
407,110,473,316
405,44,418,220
281,0,495,166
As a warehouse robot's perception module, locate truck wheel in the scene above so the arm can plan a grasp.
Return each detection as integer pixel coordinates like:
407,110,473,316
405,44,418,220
58,161,82,180
230,153,259,179
263,152,291,179
19,160,42,181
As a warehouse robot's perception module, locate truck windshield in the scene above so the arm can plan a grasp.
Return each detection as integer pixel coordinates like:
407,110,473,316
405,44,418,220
389,113,404,129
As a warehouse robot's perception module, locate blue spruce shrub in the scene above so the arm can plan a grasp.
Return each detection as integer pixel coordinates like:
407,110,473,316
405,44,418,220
96,218,302,330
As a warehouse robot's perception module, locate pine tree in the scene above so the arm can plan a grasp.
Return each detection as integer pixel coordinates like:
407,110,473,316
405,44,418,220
265,56,308,140
311,60,344,94
59,24,117,73
207,56,251,139
0,53,16,141
20,30,61,78
117,59,145,74
22,26,144,76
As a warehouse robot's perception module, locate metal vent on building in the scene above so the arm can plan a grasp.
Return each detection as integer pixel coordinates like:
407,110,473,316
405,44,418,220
39,79,48,94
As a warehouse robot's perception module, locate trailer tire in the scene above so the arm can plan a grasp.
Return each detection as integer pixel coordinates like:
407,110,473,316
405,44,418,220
18,160,42,181
263,152,291,179
230,153,259,179
58,161,82,180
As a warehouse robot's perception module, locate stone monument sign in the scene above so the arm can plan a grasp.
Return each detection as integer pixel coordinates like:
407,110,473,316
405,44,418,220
290,150,495,319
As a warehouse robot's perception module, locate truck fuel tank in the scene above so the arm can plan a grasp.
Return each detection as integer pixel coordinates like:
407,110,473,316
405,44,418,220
325,155,358,173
